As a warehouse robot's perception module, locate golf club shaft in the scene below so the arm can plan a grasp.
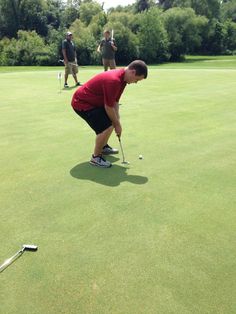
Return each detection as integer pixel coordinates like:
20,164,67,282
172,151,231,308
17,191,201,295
118,137,126,163
0,249,24,273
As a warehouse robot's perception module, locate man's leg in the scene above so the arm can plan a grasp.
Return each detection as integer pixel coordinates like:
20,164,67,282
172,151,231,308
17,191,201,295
102,59,109,71
72,73,78,84
72,64,80,85
64,64,70,87
64,72,69,85
109,59,116,70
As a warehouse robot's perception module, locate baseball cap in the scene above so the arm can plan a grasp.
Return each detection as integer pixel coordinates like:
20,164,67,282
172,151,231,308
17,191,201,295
66,31,72,36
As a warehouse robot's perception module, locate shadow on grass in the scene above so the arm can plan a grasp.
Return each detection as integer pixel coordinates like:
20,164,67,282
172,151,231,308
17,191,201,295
70,157,148,187
63,86,77,91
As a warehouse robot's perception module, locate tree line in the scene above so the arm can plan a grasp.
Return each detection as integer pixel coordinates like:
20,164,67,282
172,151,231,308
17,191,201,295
0,0,236,66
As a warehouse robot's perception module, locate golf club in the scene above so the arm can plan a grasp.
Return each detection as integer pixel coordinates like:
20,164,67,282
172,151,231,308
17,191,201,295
118,136,129,164
111,29,114,41
0,244,38,273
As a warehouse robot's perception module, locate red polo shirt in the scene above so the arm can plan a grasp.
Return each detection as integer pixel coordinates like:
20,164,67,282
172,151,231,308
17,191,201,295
71,68,127,111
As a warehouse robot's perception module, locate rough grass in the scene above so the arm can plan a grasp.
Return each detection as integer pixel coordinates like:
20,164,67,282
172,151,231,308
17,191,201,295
0,56,236,314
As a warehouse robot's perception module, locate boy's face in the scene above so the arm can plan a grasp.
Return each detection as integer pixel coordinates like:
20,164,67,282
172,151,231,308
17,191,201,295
126,70,145,84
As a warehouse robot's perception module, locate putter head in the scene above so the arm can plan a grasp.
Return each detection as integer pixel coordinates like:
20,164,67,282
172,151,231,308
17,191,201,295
22,244,38,252
121,161,130,165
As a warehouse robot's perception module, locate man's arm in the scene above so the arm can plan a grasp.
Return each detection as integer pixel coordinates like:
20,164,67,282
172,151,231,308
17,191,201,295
111,42,117,51
104,104,122,137
62,48,68,64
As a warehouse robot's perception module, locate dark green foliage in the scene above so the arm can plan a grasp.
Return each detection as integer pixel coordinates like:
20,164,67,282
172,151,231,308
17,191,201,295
137,8,169,62
163,7,208,60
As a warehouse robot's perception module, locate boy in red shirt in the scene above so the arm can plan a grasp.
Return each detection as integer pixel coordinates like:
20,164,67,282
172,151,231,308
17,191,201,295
71,60,148,168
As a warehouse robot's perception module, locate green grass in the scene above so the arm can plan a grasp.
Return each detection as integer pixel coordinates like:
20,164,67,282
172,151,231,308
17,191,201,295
0,56,236,314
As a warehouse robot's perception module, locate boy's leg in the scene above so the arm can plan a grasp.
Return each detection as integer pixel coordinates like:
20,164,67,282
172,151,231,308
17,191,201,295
94,126,114,156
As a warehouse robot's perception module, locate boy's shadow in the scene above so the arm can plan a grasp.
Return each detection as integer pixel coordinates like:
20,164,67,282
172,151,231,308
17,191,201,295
70,157,148,187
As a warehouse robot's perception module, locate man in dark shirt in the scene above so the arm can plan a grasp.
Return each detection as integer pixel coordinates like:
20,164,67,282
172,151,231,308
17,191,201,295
71,60,148,168
97,30,117,71
62,31,81,88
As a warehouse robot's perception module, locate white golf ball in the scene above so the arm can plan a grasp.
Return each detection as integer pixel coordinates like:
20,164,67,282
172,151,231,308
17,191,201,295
139,155,143,160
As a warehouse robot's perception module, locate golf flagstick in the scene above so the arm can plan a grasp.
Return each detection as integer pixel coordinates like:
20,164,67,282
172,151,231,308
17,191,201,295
111,29,114,41
57,72,62,93
0,244,38,273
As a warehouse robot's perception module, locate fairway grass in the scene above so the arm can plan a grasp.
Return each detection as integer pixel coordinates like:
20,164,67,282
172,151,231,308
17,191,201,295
0,56,236,314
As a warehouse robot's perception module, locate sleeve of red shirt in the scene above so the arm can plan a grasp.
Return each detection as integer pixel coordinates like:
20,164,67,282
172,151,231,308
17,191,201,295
102,80,121,107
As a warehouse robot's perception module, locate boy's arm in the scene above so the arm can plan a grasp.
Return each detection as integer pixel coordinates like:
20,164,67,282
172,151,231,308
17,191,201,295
104,104,122,137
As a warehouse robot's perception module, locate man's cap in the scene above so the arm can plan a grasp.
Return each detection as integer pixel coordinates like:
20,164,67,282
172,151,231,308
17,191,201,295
66,31,72,36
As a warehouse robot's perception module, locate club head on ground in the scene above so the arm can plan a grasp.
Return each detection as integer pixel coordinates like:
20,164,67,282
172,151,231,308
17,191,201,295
121,161,130,165
22,244,38,252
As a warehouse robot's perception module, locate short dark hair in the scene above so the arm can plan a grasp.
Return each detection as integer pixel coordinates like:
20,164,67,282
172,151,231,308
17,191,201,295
128,60,148,78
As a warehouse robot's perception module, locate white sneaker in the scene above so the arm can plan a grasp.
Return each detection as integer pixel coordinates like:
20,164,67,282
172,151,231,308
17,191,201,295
90,155,112,168
102,144,119,155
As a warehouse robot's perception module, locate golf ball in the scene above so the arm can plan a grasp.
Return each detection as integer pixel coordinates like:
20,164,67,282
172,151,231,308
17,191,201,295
139,155,143,159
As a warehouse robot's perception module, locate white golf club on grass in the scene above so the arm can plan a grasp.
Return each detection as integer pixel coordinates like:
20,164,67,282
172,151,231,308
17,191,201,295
0,244,38,273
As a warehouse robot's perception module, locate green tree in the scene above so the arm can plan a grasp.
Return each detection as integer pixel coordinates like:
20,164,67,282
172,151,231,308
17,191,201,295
70,19,99,64
79,1,103,26
191,0,221,20
163,7,208,60
137,7,169,62
0,30,52,65
221,0,236,22
0,0,21,38
88,12,107,39
223,19,236,52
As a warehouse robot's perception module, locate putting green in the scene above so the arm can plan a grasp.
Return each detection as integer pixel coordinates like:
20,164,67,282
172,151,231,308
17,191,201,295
0,56,235,314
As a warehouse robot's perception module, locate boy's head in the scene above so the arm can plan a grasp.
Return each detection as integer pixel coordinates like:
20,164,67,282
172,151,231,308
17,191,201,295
125,60,148,84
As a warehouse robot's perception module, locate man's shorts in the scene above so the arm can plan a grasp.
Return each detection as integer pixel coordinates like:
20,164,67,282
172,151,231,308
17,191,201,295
102,58,116,69
74,107,112,135
65,62,78,75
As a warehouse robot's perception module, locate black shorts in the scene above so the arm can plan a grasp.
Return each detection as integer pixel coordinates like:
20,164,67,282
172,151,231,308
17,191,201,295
74,107,112,135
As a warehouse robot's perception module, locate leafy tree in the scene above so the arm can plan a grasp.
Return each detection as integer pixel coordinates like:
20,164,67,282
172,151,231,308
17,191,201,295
0,0,21,38
19,0,48,36
0,30,52,65
137,7,169,62
221,0,236,22
79,1,103,26
191,0,221,20
134,0,150,12
70,19,99,64
60,6,79,28
224,19,236,52
88,12,107,39
163,7,208,60
107,12,136,29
